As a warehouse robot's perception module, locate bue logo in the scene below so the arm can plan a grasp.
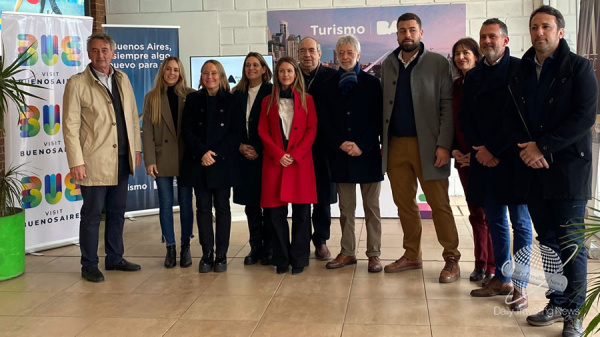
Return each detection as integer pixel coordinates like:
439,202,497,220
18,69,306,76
18,34,82,67
21,173,81,209
19,104,61,137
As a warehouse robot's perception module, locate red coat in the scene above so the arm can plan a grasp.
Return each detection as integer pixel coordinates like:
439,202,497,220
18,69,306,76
258,89,318,207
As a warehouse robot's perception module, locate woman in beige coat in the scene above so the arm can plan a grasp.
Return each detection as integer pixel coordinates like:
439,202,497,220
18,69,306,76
142,57,195,268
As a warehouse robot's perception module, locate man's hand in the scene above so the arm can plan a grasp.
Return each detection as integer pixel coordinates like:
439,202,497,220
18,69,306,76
240,144,258,160
279,153,294,167
135,152,142,168
340,141,353,154
70,165,86,181
452,150,471,167
473,145,500,167
146,164,158,178
341,141,362,157
434,146,450,167
202,150,217,166
518,142,549,169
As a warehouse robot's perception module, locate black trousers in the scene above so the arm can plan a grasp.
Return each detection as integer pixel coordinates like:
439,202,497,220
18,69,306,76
269,204,311,268
245,205,272,252
79,155,130,269
194,186,231,255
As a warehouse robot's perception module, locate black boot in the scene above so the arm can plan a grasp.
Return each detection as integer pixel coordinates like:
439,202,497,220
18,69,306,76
244,245,262,265
260,247,273,266
164,245,176,269
214,254,227,272
180,239,192,268
199,250,214,273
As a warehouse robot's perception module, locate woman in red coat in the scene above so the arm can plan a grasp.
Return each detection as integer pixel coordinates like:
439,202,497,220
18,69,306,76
258,56,317,275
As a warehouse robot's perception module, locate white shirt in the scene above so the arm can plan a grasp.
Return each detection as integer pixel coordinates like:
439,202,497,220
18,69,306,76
246,84,261,133
278,98,294,140
398,50,419,68
91,66,115,93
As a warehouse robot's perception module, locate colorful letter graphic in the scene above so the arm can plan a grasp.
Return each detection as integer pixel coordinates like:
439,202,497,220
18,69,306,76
22,176,42,209
64,173,82,202
17,34,38,66
44,174,62,205
43,105,61,135
61,36,82,67
19,105,41,138
41,35,59,66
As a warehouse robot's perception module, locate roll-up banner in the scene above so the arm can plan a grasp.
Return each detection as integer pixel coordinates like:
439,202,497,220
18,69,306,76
267,5,466,218
103,25,180,215
2,12,92,252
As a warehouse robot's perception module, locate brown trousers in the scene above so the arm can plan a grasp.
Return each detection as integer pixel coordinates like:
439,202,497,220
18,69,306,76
337,182,382,257
387,137,460,260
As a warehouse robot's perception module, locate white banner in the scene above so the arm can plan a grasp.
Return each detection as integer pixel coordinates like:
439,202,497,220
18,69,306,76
2,12,92,252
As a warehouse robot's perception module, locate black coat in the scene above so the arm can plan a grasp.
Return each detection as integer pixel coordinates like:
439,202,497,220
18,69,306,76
232,82,273,206
458,47,525,206
306,64,338,204
179,89,240,189
319,70,384,183
505,39,598,200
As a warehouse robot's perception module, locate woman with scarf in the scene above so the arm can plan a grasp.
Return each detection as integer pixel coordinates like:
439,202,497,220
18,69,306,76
258,56,317,275
318,35,384,273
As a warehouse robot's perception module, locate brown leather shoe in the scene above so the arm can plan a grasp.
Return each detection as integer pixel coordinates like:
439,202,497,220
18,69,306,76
470,277,513,297
315,244,332,261
439,256,460,283
368,257,382,273
326,253,357,269
384,256,423,273
509,288,528,311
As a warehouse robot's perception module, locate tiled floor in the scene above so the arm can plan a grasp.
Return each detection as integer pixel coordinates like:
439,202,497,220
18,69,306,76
0,197,598,336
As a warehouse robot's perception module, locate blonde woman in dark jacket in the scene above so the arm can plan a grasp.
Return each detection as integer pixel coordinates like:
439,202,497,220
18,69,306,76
142,57,195,269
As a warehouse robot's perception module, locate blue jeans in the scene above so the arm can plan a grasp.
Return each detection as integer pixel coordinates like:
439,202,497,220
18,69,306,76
155,177,194,246
527,179,587,312
483,180,532,284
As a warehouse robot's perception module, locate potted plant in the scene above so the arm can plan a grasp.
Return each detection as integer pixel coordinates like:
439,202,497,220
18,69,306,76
563,205,600,336
0,41,45,281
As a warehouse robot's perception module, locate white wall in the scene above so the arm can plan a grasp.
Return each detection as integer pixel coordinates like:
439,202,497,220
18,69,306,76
106,0,579,197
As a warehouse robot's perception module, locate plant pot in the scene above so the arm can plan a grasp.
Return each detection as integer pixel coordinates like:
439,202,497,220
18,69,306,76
0,208,25,281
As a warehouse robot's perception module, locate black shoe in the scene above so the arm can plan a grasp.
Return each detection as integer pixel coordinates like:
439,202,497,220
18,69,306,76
199,250,214,273
105,259,141,271
81,266,105,282
164,245,176,269
562,316,583,337
291,266,304,275
276,266,288,274
260,249,273,266
180,240,192,268
244,245,262,265
469,268,486,282
214,254,227,272
526,303,564,326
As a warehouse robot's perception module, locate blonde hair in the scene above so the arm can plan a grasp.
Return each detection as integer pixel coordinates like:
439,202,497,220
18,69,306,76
146,56,190,125
267,57,307,114
232,52,273,93
200,60,230,93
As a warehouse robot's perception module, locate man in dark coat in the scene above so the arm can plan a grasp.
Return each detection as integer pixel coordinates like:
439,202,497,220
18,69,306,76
505,6,598,337
459,18,532,311
318,35,384,273
298,37,337,260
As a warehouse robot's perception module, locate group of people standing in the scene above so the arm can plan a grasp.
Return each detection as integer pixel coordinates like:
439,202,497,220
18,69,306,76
63,5,595,337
